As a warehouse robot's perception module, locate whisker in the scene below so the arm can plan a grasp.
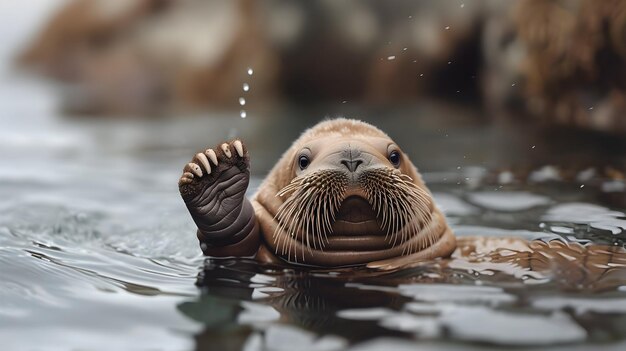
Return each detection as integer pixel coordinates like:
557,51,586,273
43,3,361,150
359,168,434,253
274,171,348,260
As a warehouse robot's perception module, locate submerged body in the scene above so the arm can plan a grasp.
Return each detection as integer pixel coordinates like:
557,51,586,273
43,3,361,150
179,118,455,267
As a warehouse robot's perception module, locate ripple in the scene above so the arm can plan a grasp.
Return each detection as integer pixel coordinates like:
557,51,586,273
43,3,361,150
532,296,626,314
433,193,479,216
253,325,348,351
543,203,626,235
467,191,551,212
440,306,586,345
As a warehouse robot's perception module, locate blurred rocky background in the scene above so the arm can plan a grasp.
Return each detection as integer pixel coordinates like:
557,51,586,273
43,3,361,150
15,0,626,134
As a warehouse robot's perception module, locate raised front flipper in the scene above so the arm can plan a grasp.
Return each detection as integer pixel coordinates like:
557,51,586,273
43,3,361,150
179,140,260,256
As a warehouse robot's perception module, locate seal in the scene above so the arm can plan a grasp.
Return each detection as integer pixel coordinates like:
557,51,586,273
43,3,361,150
178,118,456,267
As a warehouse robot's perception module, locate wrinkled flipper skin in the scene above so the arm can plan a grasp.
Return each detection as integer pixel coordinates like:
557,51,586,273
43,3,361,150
178,140,260,257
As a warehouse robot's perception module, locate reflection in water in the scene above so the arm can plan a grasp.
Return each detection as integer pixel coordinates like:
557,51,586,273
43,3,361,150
188,232,626,349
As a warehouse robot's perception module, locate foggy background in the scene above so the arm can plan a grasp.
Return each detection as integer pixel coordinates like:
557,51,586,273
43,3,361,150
3,0,626,177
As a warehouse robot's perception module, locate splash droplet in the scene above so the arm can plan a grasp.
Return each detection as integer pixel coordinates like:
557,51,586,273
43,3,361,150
247,68,253,76
243,83,250,92
460,3,465,8
387,55,396,61
445,26,450,30
240,110,247,118
239,97,246,106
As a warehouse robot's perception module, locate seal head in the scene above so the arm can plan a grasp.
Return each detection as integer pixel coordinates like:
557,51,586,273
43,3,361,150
253,118,456,267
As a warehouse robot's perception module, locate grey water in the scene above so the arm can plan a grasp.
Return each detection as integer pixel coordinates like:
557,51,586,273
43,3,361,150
2,71,626,351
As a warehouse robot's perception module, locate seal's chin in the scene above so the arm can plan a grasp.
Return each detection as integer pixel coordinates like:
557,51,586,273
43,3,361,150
332,196,385,236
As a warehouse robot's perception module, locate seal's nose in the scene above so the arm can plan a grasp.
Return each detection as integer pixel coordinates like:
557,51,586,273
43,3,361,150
339,145,364,173
340,159,363,172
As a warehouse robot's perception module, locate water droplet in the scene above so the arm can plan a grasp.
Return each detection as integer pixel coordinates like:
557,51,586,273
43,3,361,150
419,73,424,77
408,15,412,19
342,100,347,104
240,110,247,118
387,55,396,61
589,107,594,110
403,47,408,51
531,145,536,149
239,97,246,106
511,83,516,87
247,68,254,75
448,61,452,65
445,26,450,30
243,83,250,92
580,184,585,188
461,3,465,8
457,166,461,170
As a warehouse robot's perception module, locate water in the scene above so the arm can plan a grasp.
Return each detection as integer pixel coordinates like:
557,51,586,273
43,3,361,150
2,5,626,348
2,71,626,351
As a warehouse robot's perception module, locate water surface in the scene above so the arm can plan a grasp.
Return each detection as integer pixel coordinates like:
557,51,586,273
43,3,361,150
2,72,626,351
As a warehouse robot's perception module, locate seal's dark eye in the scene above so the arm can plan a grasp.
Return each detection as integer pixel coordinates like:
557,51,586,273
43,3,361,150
298,155,310,170
389,150,401,167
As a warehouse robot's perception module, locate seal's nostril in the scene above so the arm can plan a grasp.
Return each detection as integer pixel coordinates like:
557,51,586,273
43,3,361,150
341,159,363,172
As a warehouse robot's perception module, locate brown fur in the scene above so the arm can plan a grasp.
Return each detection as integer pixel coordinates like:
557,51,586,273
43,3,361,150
251,118,456,267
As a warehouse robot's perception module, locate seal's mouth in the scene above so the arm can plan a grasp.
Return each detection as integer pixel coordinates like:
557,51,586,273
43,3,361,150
332,196,384,236
335,196,376,223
